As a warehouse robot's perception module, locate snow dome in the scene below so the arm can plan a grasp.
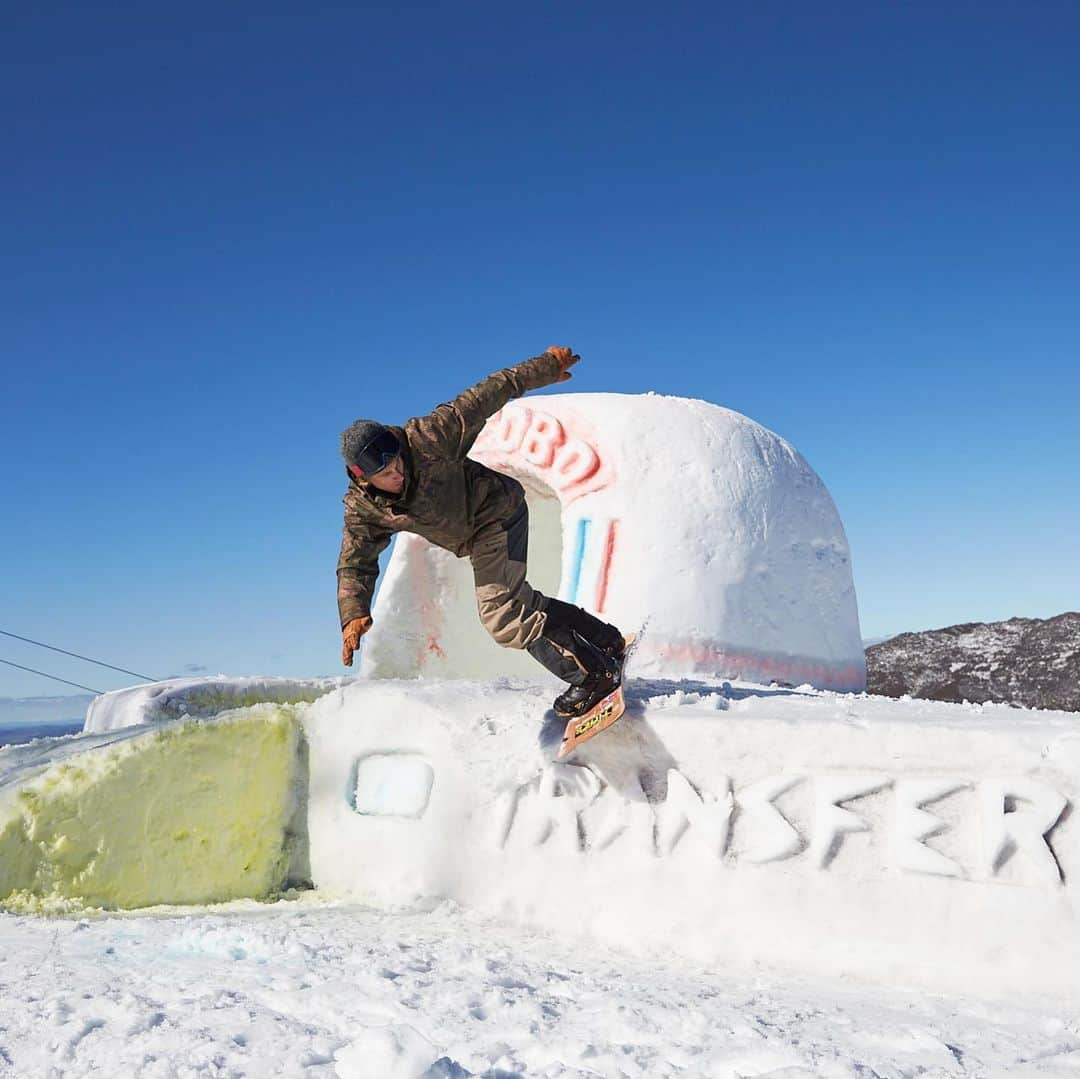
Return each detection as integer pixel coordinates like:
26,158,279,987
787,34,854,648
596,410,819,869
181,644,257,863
361,392,866,692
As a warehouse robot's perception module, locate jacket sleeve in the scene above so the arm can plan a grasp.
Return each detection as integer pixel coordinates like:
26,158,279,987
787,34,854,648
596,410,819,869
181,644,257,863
411,351,564,459
337,515,393,627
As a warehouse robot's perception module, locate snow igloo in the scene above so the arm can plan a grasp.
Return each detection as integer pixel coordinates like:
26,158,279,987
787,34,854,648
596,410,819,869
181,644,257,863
361,392,866,692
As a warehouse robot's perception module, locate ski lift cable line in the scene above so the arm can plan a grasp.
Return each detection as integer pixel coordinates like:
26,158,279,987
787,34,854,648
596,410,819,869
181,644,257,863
0,629,157,681
0,658,103,695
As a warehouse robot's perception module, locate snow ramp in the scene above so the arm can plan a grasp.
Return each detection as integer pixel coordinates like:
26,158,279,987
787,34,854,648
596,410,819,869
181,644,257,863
5,677,1080,1000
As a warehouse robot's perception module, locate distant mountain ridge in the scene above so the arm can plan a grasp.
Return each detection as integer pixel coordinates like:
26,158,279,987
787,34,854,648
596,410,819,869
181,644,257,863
865,612,1080,712
0,694,93,729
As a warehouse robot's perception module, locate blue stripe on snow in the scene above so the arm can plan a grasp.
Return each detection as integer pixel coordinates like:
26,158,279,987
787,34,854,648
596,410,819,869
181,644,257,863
568,518,591,604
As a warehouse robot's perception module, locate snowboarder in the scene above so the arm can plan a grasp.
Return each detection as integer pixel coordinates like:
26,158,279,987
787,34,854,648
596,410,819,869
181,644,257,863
337,347,626,720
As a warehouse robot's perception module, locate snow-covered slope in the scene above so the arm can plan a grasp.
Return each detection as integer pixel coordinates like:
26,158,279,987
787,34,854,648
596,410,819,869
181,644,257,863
867,611,1080,711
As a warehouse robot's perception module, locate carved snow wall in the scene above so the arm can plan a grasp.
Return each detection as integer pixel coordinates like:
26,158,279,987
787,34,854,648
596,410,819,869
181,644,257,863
305,680,1080,1000
360,392,866,692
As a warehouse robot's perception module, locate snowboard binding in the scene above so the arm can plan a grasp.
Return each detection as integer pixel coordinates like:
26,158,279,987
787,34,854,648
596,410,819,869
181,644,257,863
556,633,637,758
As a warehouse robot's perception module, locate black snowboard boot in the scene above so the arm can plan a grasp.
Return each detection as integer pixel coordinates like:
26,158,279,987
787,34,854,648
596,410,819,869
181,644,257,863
552,661,621,718
543,598,625,667
527,600,625,718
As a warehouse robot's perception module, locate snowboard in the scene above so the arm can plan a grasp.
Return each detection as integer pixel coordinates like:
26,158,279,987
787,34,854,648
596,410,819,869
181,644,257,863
556,633,637,759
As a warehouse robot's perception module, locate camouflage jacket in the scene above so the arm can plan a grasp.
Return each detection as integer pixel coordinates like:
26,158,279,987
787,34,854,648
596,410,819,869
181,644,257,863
336,351,564,627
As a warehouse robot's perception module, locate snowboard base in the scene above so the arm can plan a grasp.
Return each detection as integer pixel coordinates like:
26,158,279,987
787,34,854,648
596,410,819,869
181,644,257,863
556,684,626,759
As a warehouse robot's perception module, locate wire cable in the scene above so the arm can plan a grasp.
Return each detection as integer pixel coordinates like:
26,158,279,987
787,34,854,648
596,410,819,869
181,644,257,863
0,658,103,694
0,629,157,681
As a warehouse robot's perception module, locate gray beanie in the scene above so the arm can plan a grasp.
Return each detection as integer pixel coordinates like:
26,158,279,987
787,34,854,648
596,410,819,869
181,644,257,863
339,419,389,467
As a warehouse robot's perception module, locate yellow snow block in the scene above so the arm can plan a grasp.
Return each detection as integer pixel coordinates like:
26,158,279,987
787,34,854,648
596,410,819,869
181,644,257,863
0,708,301,912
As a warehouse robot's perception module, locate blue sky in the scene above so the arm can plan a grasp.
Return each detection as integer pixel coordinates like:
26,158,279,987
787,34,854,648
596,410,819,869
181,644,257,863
2,3,1077,697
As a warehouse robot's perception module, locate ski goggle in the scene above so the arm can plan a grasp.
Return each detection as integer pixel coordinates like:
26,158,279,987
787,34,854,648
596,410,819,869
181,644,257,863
351,430,402,478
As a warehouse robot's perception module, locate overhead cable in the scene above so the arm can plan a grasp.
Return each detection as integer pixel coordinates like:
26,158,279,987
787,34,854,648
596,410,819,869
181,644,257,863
0,629,157,681
0,658,103,694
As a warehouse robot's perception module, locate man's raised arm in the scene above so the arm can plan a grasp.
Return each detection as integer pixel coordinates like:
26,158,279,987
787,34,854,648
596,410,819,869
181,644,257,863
412,346,579,459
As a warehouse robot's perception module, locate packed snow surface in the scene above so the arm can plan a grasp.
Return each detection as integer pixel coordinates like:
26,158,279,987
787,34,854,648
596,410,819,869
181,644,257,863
2,897,1079,1077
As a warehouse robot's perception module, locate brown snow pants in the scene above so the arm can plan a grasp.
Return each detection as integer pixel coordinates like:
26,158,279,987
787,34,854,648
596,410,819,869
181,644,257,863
470,502,548,649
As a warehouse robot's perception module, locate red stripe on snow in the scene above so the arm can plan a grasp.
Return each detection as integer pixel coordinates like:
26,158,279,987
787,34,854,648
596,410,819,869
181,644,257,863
595,520,619,614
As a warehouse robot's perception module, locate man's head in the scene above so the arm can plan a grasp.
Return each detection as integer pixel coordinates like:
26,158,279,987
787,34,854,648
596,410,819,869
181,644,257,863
340,420,406,495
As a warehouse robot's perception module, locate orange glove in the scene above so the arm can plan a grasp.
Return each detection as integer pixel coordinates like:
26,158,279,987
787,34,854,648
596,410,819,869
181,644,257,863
546,345,580,383
341,616,373,666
